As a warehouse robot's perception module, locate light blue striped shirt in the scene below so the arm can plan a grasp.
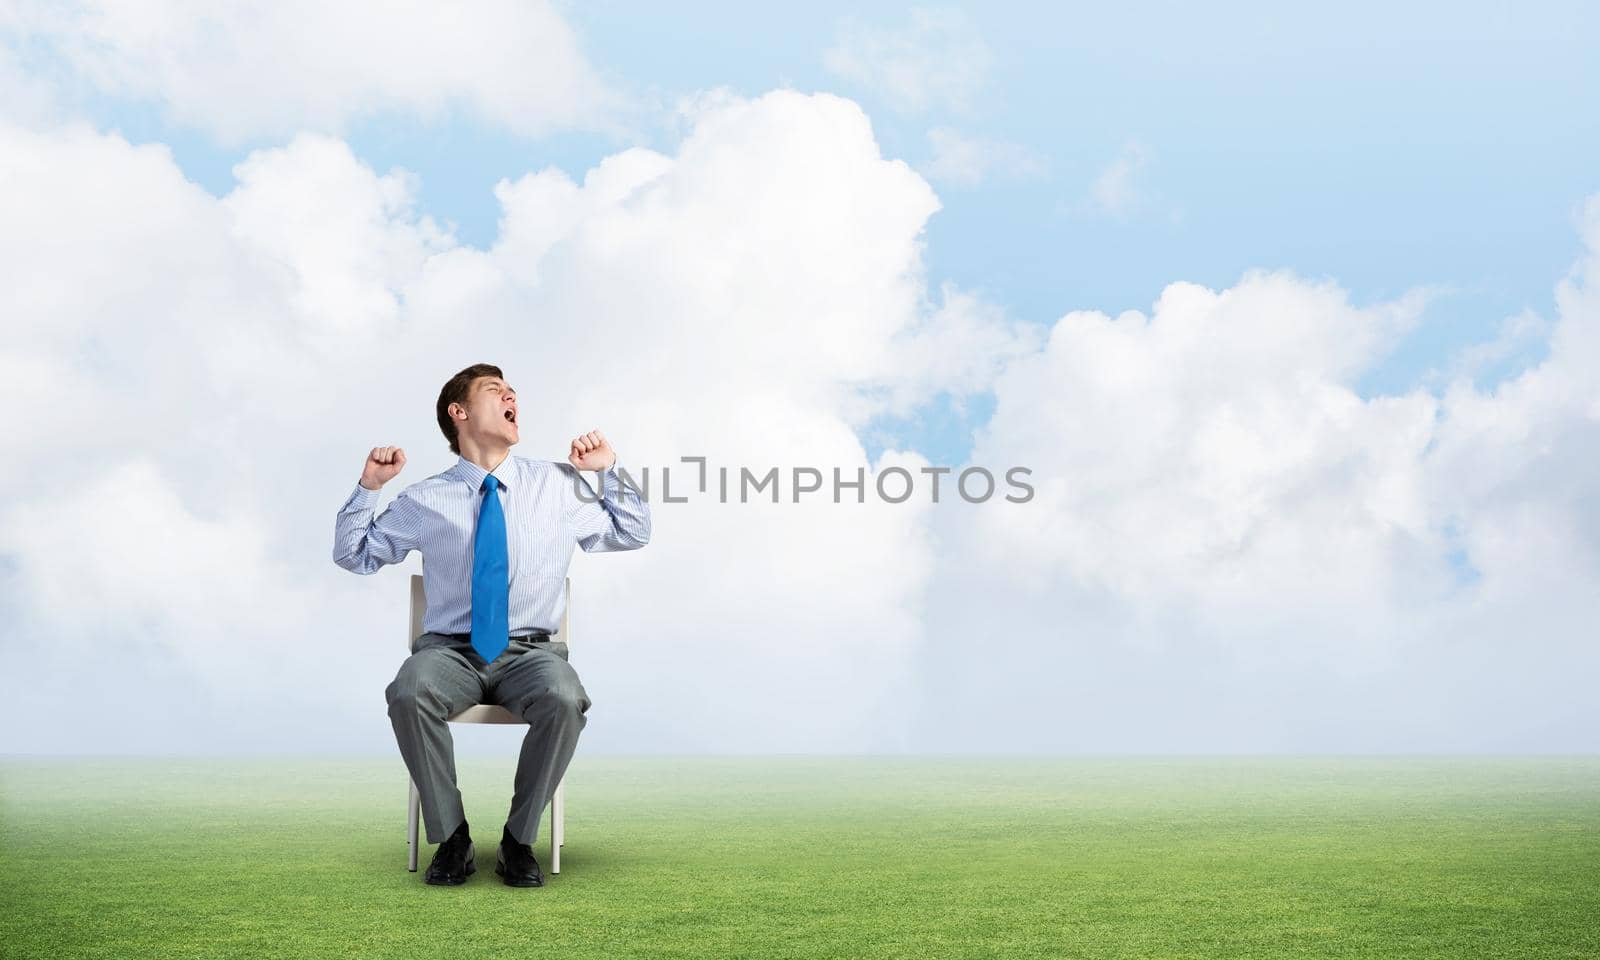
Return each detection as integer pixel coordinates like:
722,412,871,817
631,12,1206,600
333,454,651,635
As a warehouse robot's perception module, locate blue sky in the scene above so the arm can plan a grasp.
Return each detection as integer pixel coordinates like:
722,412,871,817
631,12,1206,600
74,1,1599,427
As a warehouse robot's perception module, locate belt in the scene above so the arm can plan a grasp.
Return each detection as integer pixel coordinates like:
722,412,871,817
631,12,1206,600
442,632,553,643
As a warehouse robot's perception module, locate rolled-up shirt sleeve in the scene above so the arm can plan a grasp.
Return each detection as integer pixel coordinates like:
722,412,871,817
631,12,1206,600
333,482,423,573
566,462,651,553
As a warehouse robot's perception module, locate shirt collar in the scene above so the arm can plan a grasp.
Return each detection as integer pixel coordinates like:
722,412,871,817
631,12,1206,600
453,452,516,492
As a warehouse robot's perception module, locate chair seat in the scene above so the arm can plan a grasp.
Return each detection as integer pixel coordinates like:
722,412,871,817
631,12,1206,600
448,704,522,724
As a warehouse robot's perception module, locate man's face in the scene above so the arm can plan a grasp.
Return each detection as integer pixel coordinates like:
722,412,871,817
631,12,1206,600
457,375,519,448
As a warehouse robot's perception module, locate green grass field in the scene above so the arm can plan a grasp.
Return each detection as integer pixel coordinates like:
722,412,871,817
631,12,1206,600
1,756,1596,959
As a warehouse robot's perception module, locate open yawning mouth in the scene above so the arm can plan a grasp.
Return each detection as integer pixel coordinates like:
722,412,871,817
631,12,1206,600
503,409,517,424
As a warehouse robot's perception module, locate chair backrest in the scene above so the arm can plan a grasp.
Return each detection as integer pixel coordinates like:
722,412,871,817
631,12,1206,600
408,574,570,648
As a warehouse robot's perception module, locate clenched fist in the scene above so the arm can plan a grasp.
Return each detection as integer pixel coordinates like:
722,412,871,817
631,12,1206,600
569,430,616,472
361,446,406,490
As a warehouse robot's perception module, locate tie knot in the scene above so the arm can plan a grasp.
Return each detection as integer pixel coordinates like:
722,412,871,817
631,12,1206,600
482,475,499,494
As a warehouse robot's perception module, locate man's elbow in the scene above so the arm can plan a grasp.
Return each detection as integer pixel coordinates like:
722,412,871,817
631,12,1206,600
331,547,375,574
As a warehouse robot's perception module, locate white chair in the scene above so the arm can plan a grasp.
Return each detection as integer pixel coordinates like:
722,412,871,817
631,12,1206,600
405,573,568,874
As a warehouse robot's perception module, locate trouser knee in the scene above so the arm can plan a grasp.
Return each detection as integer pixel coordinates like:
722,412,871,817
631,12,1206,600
386,671,445,719
523,683,589,724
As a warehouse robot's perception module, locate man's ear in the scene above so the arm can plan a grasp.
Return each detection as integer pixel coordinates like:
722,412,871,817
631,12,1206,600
450,401,467,422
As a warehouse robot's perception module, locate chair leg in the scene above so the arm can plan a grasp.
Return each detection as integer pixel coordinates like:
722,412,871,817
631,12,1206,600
551,778,564,874
407,778,421,872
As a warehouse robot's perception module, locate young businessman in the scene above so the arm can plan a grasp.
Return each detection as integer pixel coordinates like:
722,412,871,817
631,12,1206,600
332,363,651,886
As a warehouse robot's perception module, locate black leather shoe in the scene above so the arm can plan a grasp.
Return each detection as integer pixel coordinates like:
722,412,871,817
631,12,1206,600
424,820,476,886
496,824,545,887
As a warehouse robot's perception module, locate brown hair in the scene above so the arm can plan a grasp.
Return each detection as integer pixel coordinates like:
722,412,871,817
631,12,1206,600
436,363,504,454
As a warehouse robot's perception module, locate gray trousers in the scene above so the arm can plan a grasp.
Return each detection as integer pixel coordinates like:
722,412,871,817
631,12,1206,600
385,633,590,846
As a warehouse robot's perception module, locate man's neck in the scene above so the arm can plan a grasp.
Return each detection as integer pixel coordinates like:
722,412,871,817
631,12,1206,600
459,443,511,474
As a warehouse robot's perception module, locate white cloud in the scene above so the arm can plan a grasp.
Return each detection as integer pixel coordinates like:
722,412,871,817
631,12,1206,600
922,127,1043,187
859,283,1044,419
1440,305,1548,384
1424,194,1600,604
913,203,1600,752
223,135,456,346
0,90,1031,754
2,0,618,142
823,8,992,115
0,38,60,125
1088,140,1150,217
964,272,1435,638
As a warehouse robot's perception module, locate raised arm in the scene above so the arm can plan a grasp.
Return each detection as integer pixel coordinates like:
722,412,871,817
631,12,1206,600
564,430,651,553
332,446,423,573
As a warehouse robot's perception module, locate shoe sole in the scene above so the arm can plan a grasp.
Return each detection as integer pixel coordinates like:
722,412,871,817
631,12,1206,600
424,857,476,886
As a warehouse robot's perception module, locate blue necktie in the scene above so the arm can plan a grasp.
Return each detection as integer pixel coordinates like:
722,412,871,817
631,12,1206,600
471,474,509,662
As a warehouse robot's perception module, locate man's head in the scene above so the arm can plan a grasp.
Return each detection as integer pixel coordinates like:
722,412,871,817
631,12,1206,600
436,363,519,455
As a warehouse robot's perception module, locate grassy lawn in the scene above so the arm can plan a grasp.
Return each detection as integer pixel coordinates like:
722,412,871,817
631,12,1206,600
1,756,1596,959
